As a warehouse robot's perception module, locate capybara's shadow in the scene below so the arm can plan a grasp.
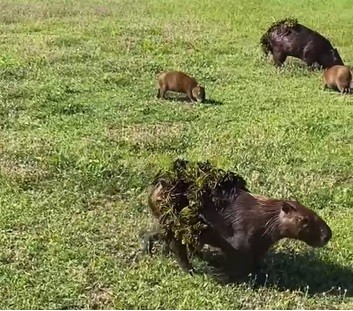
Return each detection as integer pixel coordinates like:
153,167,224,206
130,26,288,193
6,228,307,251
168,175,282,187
322,88,353,95
265,57,322,72
263,250,353,296
159,94,223,106
204,98,223,106
196,248,353,296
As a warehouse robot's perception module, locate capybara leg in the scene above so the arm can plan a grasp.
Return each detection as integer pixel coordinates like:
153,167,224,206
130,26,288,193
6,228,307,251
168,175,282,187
225,252,254,283
303,50,316,69
156,88,161,98
186,89,196,103
199,228,225,249
159,85,167,99
304,59,315,69
197,229,228,267
162,242,171,255
200,230,253,281
141,229,171,256
141,231,161,255
338,85,346,95
169,238,194,275
304,61,315,71
272,50,286,67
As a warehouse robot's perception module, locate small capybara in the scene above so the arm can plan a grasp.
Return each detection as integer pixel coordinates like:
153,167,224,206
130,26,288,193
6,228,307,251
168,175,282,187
156,71,205,103
145,174,332,281
323,65,352,94
260,18,344,69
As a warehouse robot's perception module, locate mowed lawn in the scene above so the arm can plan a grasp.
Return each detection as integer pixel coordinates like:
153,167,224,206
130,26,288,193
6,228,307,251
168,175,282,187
0,0,353,309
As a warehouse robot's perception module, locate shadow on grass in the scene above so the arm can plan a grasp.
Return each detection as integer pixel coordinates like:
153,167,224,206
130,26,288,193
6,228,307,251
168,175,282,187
268,56,323,70
197,248,353,296
263,251,353,296
322,87,353,95
204,98,223,106
158,94,223,106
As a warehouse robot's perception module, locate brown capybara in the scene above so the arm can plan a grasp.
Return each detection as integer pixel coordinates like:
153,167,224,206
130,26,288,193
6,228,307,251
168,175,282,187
260,18,343,69
323,65,352,94
145,173,332,281
156,71,205,103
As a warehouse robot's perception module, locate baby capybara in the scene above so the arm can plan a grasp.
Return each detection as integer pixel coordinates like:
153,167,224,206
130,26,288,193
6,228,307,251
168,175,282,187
324,65,352,94
156,71,205,103
261,18,343,68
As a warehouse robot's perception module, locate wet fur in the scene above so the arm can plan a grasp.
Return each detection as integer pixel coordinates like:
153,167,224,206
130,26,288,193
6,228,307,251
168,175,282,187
144,185,332,281
261,21,343,68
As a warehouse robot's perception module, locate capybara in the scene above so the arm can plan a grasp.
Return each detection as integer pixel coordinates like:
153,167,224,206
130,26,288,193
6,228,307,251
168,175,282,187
260,18,344,68
156,71,205,103
144,160,332,281
324,65,352,94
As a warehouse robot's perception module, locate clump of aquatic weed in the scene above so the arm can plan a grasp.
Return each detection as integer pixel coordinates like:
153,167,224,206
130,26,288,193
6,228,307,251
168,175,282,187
260,17,298,55
149,159,248,253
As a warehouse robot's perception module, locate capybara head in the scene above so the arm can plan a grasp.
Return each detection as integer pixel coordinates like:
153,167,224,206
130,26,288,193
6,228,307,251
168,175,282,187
321,48,344,68
279,201,332,247
192,84,206,103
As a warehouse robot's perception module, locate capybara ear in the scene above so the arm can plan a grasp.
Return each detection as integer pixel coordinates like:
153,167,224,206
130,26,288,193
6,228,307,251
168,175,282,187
282,202,297,214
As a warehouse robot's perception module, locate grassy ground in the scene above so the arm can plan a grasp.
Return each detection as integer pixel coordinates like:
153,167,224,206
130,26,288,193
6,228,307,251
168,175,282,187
0,0,353,309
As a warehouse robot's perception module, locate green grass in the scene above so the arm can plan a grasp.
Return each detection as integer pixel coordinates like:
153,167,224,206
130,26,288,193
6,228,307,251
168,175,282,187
0,0,353,308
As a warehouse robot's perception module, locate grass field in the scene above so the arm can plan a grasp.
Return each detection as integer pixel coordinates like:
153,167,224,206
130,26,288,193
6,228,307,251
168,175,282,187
0,0,353,309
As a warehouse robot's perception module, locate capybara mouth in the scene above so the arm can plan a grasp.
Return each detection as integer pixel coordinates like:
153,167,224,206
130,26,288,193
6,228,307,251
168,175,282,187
309,236,331,248
311,241,326,248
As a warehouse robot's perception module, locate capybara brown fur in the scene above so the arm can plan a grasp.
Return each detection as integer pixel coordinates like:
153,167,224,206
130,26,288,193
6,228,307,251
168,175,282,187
324,65,352,94
146,183,332,281
260,18,344,69
156,71,205,103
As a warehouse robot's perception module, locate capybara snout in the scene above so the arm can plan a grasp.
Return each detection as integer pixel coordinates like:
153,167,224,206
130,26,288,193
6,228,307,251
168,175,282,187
329,48,343,68
307,219,332,248
299,213,332,248
321,224,333,245
192,85,206,103
279,200,332,248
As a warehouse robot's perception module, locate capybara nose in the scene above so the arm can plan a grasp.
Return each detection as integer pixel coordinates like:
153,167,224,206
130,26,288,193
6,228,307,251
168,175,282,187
321,226,332,244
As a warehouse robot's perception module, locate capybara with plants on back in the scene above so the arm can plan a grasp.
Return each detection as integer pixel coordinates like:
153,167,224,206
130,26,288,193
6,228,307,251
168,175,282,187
260,18,344,69
323,65,352,94
156,71,205,103
143,160,332,281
